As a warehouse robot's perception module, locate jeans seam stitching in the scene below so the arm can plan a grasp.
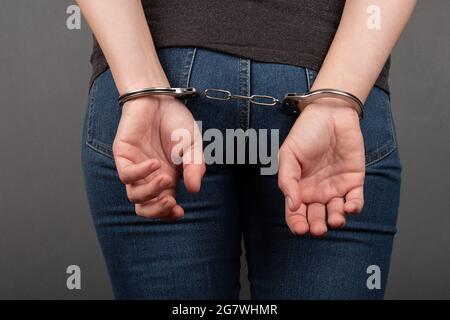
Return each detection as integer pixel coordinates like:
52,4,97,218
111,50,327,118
86,141,115,160
365,144,397,167
85,72,117,158
246,59,251,130
186,48,197,87
86,80,99,145
238,58,250,130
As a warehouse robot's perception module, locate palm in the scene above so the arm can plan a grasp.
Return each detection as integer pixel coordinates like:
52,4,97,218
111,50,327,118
285,108,365,204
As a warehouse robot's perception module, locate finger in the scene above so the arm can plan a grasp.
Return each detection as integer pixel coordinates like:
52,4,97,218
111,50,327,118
344,186,364,214
327,197,346,229
286,201,309,236
307,203,328,237
126,174,173,204
163,205,185,222
116,158,160,184
135,195,178,219
278,146,302,211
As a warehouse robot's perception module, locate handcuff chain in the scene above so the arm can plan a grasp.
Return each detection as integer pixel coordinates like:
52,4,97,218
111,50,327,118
117,86,364,119
203,88,281,106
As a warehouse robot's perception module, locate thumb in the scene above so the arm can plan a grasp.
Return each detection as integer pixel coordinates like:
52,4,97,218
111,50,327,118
183,162,205,193
278,145,302,211
182,124,205,193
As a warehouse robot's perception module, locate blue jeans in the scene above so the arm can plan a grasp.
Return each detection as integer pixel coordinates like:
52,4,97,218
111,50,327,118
82,47,401,299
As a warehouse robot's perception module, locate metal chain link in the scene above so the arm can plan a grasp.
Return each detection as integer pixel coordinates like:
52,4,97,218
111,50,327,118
202,88,281,106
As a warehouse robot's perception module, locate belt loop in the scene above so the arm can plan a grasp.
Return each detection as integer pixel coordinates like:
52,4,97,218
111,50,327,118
305,67,318,92
182,47,197,105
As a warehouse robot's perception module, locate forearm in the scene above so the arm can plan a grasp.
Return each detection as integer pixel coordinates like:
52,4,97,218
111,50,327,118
312,0,416,102
76,0,169,94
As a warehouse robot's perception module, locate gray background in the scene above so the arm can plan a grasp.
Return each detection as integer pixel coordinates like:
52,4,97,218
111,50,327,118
0,0,449,300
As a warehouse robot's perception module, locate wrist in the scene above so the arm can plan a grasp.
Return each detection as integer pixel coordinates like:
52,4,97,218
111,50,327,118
120,78,170,95
121,95,175,115
307,96,357,112
302,99,360,121
117,66,171,95
285,88,364,119
308,79,366,119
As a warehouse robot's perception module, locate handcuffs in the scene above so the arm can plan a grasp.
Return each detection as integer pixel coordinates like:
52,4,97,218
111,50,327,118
118,86,364,119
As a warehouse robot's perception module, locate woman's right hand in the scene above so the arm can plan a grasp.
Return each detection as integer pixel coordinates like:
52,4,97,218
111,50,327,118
112,95,205,221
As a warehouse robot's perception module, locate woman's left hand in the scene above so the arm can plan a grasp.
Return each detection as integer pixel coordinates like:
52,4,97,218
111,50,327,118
278,100,365,236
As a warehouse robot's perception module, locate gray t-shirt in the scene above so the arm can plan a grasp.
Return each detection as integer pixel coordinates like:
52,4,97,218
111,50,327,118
90,0,390,92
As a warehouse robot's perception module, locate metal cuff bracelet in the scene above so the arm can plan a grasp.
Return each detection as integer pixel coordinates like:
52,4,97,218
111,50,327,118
118,87,197,106
282,89,364,119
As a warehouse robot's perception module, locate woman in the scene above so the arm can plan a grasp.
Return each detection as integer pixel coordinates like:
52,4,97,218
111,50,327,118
79,0,416,299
